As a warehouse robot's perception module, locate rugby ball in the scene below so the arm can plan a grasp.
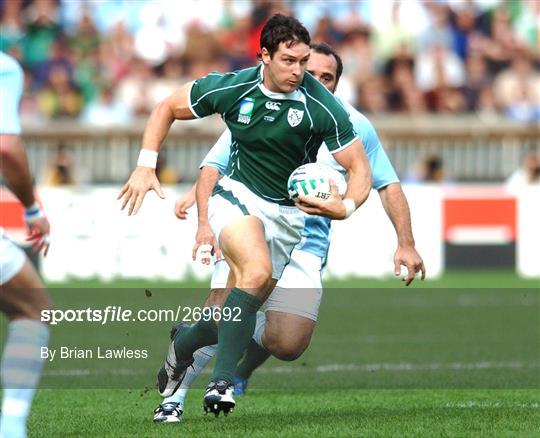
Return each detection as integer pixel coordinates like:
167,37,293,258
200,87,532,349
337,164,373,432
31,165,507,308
287,163,347,202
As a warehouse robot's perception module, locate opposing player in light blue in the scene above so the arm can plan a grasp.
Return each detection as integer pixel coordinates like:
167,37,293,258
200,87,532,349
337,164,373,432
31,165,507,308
0,52,52,438
153,43,425,422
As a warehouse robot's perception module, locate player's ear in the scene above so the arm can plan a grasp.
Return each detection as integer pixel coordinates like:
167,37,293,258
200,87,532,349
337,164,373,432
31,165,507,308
261,48,271,65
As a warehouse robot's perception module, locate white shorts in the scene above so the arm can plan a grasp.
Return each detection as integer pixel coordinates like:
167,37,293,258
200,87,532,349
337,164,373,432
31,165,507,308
211,248,323,321
0,234,26,285
208,176,306,280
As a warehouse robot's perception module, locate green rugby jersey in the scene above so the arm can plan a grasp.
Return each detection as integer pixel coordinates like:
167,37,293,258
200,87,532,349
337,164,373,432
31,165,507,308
189,64,356,205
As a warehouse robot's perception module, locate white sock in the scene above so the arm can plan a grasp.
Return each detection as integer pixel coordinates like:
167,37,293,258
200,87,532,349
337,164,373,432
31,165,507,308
160,311,267,409
0,319,49,438
162,344,216,407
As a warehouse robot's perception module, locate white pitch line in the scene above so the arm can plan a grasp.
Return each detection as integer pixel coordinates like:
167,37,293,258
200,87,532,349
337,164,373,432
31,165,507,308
445,402,540,409
42,360,540,378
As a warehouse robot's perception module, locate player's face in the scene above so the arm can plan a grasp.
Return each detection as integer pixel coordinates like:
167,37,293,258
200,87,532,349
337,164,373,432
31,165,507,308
307,51,338,93
261,42,311,93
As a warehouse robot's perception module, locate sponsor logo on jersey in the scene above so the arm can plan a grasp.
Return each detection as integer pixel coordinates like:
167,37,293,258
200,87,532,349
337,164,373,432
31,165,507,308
265,101,281,111
287,108,304,127
264,115,275,122
238,97,255,124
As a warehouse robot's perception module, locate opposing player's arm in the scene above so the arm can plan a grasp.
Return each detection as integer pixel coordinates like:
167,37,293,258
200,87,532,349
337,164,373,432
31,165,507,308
174,183,197,220
190,128,232,261
0,135,50,255
358,113,425,285
175,128,232,221
378,183,425,285
193,166,222,263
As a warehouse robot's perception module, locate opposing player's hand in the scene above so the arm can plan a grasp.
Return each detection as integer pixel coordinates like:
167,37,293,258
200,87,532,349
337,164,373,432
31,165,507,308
192,222,222,265
296,181,347,219
117,166,165,215
25,216,51,256
174,190,196,220
394,245,426,286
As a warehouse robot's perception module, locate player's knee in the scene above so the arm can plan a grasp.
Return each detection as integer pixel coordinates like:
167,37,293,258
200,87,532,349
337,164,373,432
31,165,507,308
274,345,306,361
266,338,308,361
237,265,272,291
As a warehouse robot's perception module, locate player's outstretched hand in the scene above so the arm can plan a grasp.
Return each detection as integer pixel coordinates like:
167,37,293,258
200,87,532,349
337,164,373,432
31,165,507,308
192,223,222,265
296,180,347,219
26,215,51,256
394,245,426,286
118,167,165,215
174,188,196,220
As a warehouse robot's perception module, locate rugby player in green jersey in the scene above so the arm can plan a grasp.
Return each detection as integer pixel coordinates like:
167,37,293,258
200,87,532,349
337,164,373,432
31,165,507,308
151,42,426,423
118,14,371,416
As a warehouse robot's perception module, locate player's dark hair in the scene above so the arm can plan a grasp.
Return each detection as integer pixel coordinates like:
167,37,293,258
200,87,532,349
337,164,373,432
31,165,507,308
258,14,310,59
310,42,344,86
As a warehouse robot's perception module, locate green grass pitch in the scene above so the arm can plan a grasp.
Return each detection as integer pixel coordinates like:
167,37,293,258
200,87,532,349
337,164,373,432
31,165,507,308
3,271,540,436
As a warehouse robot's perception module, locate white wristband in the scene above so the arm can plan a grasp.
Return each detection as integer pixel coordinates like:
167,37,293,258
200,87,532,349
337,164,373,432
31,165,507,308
137,149,158,169
24,202,44,224
343,198,356,219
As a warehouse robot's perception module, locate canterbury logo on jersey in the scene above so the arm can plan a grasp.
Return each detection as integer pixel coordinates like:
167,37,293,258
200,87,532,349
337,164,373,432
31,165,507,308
265,101,281,111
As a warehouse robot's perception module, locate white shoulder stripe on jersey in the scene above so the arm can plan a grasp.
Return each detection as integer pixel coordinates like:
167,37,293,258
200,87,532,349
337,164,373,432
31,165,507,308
328,136,356,155
191,77,260,113
300,86,345,148
187,81,202,118
190,66,259,113
207,71,239,76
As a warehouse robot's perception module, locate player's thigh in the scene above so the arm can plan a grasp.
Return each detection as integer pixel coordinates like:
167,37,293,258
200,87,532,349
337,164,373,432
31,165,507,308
267,249,324,321
219,215,269,272
0,259,52,319
262,249,323,359
263,310,315,360
208,183,272,293
219,216,276,295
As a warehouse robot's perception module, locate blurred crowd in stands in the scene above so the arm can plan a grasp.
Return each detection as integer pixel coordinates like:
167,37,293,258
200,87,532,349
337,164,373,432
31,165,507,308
1,0,539,125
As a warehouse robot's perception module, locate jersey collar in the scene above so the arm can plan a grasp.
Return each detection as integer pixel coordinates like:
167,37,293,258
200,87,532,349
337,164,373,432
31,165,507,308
257,64,306,103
